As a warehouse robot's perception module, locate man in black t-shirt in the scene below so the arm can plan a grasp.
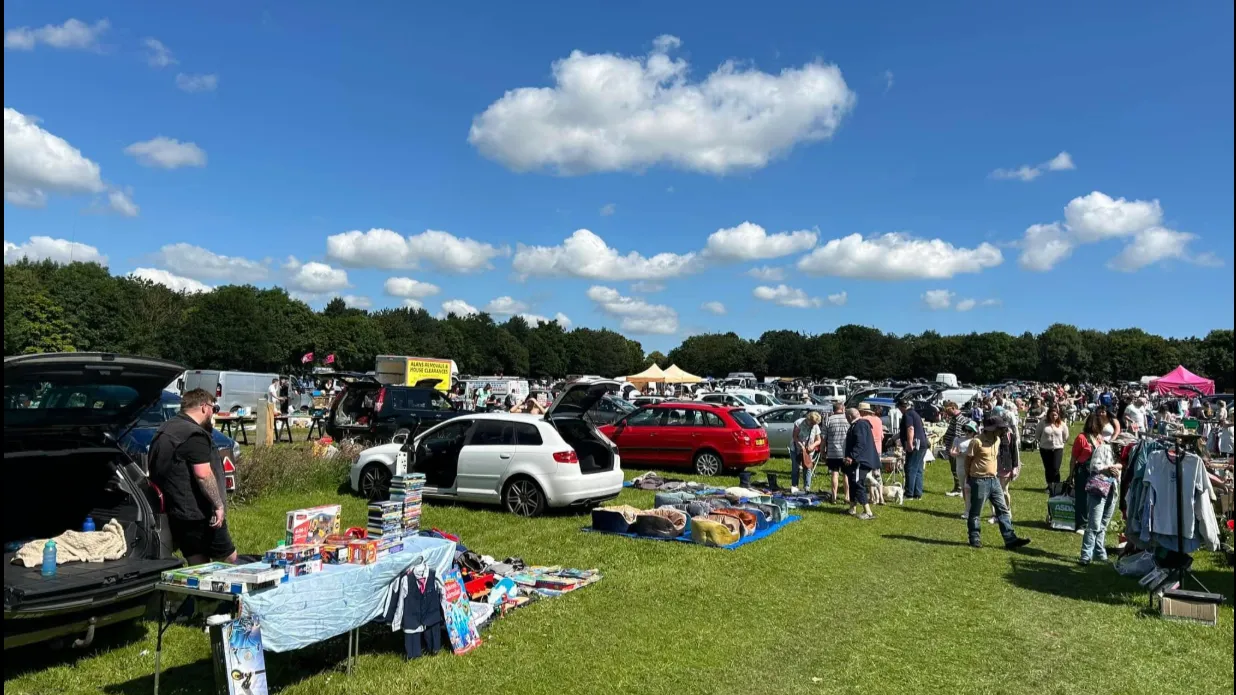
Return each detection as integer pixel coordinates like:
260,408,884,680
149,388,237,565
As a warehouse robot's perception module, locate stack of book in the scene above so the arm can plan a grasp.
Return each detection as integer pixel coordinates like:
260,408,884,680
367,500,404,557
389,472,425,537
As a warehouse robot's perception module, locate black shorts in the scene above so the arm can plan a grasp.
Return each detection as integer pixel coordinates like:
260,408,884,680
826,458,845,472
169,517,236,559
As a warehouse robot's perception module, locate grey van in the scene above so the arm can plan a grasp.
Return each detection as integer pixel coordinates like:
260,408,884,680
182,370,277,413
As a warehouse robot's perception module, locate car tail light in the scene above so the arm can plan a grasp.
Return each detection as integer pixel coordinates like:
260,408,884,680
222,455,236,491
374,387,387,413
553,450,579,464
733,430,752,446
215,383,222,399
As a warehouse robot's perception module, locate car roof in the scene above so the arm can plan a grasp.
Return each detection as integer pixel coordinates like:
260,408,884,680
648,401,728,410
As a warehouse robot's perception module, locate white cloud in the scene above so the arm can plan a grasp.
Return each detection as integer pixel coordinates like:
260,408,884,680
701,301,727,315
883,70,894,92
468,35,856,175
599,203,617,216
5,18,109,51
587,285,678,334
1018,223,1074,272
484,296,530,315
826,291,848,306
954,299,976,312
922,289,954,311
798,233,1003,280
517,311,572,327
704,222,817,261
342,294,372,310
746,265,787,282
991,151,1075,182
1107,227,1197,272
107,189,139,217
513,229,698,281
326,228,504,272
752,284,825,309
175,73,218,93
125,137,206,168
630,280,665,293
130,267,212,294
1064,191,1162,242
383,276,441,299
4,107,106,206
143,38,176,67
400,299,424,310
152,243,268,282
441,299,479,316
4,236,107,265
285,259,350,293
1045,151,1075,171
1018,191,1212,273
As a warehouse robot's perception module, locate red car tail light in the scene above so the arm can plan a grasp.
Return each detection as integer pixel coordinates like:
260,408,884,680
553,450,579,463
374,387,387,413
733,430,752,446
215,383,222,399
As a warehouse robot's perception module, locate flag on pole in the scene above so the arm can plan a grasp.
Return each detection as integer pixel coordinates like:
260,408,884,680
324,354,336,365
301,352,314,364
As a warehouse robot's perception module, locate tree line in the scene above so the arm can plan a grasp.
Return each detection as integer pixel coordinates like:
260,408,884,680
4,260,1232,391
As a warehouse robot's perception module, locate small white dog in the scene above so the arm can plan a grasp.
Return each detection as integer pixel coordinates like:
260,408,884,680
864,468,904,505
882,483,905,505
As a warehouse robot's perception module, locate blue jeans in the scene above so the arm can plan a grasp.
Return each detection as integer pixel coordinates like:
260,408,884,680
1080,483,1118,562
967,477,1016,545
789,447,815,490
905,448,926,497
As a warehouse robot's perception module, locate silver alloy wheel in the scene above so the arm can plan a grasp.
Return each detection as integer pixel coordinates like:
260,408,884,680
695,452,723,476
361,464,390,500
506,479,543,517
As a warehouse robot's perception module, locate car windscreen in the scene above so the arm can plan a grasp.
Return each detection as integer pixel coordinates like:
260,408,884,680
733,394,756,405
5,382,142,427
729,409,762,429
136,396,180,426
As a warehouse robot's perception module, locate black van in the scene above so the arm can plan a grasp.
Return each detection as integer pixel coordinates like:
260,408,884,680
4,353,185,650
325,377,462,443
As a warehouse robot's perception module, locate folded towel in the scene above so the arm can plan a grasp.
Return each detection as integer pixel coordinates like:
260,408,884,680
13,518,128,568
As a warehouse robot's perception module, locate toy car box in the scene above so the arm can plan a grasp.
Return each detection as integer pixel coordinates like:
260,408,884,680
286,504,342,546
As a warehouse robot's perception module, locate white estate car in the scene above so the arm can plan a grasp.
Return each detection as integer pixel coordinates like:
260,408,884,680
350,380,624,516
695,389,774,416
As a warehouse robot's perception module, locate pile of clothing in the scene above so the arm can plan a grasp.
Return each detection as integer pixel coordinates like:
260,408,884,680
591,489,794,547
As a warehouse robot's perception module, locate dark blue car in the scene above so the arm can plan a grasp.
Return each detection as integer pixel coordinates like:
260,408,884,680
121,391,241,494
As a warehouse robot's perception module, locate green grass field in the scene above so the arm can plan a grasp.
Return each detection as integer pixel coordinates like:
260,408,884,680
5,447,1233,695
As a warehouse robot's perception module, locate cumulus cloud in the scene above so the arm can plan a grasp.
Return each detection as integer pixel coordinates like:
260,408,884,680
517,311,572,327
285,259,350,294
342,295,372,310
922,289,954,311
383,276,441,299
152,243,268,282
798,233,1003,280
4,236,107,265
587,285,678,334
883,70,894,93
468,35,856,175
5,18,109,51
701,301,727,315
400,299,424,310
327,228,504,273
991,151,1075,182
484,296,530,315
955,298,1001,312
630,280,665,293
513,229,698,281
753,284,827,309
704,222,817,261
599,203,617,216
143,38,176,67
746,265,787,282
125,137,206,168
4,107,105,206
130,267,212,294
441,299,479,316
826,291,848,306
175,73,218,93
107,189,139,217
1019,191,1216,272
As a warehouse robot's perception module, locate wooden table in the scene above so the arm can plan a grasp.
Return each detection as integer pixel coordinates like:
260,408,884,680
213,415,249,445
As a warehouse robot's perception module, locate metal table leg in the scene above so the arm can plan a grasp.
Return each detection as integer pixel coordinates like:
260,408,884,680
154,591,167,695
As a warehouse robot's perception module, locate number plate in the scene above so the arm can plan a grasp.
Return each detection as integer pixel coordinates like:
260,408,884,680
755,439,765,446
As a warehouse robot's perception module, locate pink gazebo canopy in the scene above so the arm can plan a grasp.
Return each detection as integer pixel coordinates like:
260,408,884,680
1149,365,1215,396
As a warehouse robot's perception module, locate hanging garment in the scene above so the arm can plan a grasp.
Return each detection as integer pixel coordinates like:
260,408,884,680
380,565,445,660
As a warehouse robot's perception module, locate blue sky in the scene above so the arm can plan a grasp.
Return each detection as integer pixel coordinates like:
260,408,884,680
4,0,1233,352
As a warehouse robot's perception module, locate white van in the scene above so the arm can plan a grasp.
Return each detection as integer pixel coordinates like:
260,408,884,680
935,373,959,388
183,370,279,413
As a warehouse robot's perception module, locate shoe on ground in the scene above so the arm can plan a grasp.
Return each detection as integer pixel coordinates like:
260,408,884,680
1075,529,1085,536
959,513,968,520
946,490,962,497
1078,558,1091,566
969,541,982,549
790,486,799,494
1004,537,1031,551
857,512,876,521
987,517,997,525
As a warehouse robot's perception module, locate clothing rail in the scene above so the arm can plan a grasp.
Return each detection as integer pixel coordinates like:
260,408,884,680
1136,432,1215,602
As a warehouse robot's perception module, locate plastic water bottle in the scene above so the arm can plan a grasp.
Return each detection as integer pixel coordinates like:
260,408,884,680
42,540,57,577
82,516,96,532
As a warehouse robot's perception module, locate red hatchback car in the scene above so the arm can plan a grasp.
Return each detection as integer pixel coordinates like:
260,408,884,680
598,402,770,476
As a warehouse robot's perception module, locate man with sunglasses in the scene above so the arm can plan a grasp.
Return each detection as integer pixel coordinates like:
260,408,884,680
149,388,237,565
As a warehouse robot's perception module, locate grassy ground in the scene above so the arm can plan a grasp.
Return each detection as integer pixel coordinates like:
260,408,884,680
5,446,1233,695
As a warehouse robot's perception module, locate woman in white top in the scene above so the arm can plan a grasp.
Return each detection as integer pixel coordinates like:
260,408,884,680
1035,408,1069,490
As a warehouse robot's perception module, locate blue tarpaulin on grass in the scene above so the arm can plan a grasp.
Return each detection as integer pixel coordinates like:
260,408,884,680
582,515,800,550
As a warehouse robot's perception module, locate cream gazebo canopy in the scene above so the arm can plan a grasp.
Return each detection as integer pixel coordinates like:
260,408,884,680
624,363,666,384
661,364,702,384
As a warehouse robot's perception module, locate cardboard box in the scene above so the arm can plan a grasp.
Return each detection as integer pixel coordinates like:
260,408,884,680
1161,589,1222,626
348,539,378,565
285,504,342,546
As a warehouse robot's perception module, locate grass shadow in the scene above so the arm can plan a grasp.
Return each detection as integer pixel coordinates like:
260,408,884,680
1005,557,1142,606
882,533,1069,561
3,621,147,681
895,505,968,520
881,533,971,548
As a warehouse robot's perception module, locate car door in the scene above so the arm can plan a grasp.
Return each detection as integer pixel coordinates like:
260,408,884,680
760,408,801,452
607,407,665,464
454,420,513,501
412,419,474,492
658,406,700,467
